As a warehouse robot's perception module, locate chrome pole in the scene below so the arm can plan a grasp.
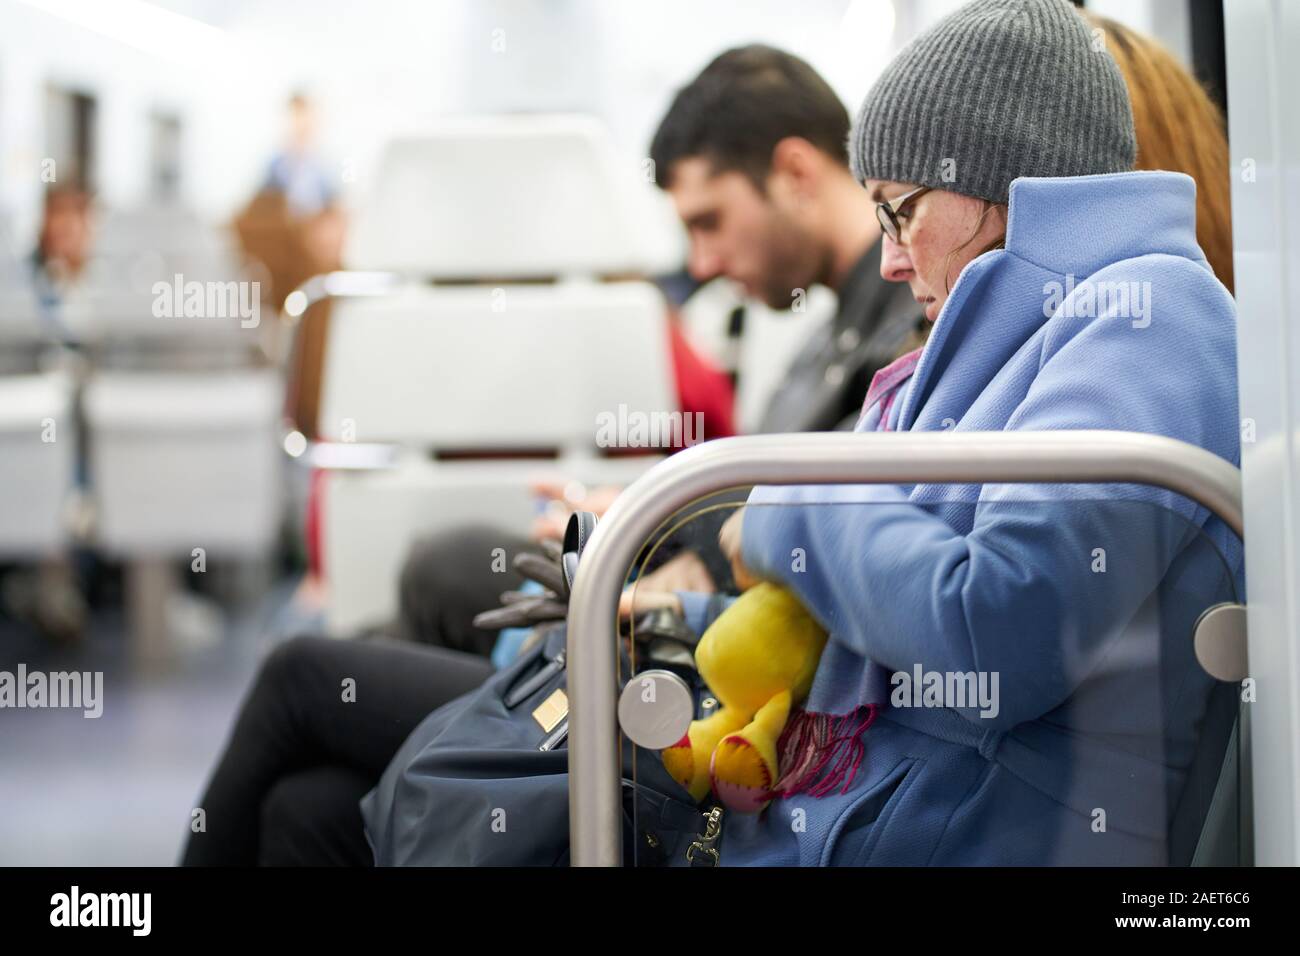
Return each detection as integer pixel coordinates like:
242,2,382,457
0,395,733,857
566,430,1244,866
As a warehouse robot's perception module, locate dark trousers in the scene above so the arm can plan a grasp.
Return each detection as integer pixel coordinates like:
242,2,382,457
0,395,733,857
182,525,533,864
181,635,494,866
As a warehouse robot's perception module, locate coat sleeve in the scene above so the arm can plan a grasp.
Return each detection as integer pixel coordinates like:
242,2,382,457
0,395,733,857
740,264,1239,729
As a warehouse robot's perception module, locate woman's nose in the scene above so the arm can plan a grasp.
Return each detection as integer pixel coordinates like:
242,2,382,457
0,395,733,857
879,234,913,283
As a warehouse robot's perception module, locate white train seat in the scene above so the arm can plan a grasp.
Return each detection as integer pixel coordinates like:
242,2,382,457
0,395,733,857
313,115,683,634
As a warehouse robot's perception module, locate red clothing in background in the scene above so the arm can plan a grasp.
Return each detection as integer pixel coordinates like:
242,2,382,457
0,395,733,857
667,318,736,442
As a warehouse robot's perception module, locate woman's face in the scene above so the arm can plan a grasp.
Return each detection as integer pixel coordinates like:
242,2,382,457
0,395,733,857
866,179,1006,322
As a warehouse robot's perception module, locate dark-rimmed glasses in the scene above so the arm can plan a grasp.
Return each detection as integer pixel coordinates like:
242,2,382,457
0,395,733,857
876,185,931,243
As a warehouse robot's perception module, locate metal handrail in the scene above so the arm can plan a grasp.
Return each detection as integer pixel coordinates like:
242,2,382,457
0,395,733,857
565,430,1244,866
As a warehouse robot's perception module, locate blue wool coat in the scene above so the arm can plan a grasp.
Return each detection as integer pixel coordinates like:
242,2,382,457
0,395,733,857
695,171,1241,866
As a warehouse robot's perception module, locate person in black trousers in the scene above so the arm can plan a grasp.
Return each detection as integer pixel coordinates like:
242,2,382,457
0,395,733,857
182,635,494,866
182,524,524,866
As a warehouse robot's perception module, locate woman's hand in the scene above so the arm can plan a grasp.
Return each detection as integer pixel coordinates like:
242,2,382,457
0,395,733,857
718,508,761,591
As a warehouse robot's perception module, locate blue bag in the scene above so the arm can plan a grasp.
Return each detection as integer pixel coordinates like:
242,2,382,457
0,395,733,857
361,622,713,866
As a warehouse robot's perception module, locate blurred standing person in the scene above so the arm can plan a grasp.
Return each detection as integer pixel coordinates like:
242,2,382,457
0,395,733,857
30,182,95,342
265,92,336,218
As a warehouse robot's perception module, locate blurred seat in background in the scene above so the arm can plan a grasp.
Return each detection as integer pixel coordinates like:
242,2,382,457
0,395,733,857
290,114,685,636
75,202,280,660
0,203,84,641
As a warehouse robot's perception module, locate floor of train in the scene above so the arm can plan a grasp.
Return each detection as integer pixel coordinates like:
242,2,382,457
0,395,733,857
0,577,309,866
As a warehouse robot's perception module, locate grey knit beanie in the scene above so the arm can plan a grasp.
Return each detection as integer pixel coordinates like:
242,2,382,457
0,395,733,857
850,0,1136,204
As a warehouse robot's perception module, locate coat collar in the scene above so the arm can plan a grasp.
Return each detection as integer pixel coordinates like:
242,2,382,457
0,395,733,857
1002,170,1201,277
897,171,1204,431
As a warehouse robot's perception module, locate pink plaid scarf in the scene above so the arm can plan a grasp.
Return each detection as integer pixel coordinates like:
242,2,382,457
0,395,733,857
858,347,923,432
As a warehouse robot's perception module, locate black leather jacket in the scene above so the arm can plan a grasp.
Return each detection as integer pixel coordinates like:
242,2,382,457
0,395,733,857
756,239,923,434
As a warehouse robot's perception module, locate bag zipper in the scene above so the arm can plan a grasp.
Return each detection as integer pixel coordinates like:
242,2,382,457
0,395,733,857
504,649,566,709
538,716,568,752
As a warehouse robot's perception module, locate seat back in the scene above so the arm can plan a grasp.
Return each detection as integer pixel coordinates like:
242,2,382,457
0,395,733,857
318,282,674,452
77,203,255,361
0,372,76,556
83,369,281,555
345,115,680,279
313,115,684,633
0,214,75,554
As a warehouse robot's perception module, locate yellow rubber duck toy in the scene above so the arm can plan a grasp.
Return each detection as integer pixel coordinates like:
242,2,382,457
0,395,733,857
661,582,828,813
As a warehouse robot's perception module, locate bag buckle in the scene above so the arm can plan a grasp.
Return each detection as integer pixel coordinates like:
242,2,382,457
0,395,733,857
685,806,723,867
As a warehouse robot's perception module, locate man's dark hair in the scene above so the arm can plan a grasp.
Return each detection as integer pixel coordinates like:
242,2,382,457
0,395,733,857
649,44,850,191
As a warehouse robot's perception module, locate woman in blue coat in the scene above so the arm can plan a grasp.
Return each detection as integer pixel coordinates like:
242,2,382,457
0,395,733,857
694,0,1242,865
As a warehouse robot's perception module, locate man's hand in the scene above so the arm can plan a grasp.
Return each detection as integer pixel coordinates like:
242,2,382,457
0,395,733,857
616,550,715,619
529,479,623,542
618,588,683,620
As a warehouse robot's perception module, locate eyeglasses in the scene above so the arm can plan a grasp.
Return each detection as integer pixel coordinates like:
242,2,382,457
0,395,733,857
876,185,931,243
